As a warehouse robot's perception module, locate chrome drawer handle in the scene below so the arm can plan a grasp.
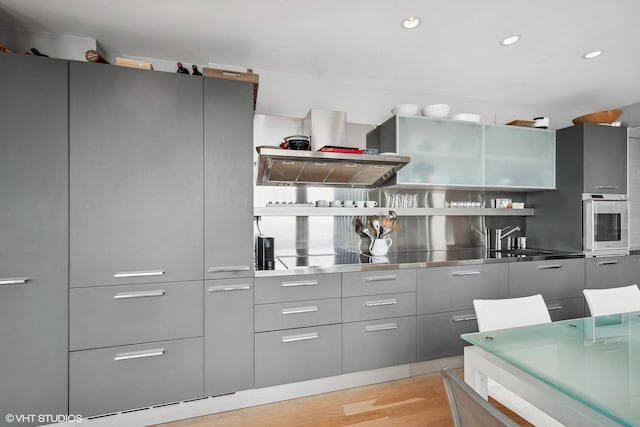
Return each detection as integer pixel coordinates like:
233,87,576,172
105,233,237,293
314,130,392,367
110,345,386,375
281,306,319,315
451,271,480,276
208,266,251,273
537,264,562,270
281,280,319,287
452,314,477,322
547,304,563,311
364,274,397,282
114,290,165,299
365,323,398,332
595,185,619,189
0,277,30,285
207,284,251,292
281,332,319,343
364,299,398,307
114,348,165,361
114,270,165,278
598,260,620,266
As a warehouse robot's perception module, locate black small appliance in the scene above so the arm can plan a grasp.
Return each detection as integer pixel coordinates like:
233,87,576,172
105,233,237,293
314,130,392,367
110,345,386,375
256,236,275,270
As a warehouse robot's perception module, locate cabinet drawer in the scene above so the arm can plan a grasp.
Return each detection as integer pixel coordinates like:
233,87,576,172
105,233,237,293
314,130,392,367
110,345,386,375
255,298,341,332
585,255,640,289
342,292,416,322
417,311,478,361
255,324,342,388
547,297,585,321
417,264,508,314
255,273,341,304
70,281,203,351
342,316,416,373
69,337,203,416
342,269,416,297
509,258,585,300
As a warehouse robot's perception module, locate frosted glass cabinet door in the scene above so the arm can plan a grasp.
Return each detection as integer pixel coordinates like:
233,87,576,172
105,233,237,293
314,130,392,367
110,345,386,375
395,117,482,186
484,125,555,189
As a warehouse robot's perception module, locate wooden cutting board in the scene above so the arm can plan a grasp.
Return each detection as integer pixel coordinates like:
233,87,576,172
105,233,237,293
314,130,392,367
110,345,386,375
505,120,535,127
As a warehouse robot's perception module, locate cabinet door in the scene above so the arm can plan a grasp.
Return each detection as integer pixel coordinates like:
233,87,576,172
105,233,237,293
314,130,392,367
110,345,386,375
585,255,640,289
70,63,204,287
204,79,254,279
0,54,68,422
395,117,482,186
582,124,627,194
508,258,585,300
417,310,478,361
205,279,254,396
417,264,508,314
484,125,555,189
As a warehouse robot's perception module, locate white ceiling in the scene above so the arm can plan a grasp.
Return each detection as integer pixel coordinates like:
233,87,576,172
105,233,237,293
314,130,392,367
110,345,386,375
1,0,639,114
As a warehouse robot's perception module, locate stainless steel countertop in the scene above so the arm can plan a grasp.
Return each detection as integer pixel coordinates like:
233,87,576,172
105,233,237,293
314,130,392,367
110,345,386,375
254,248,585,277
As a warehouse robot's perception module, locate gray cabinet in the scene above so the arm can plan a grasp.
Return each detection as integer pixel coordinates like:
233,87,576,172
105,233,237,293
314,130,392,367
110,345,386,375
0,54,69,423
342,269,416,297
69,62,204,287
416,264,507,361
255,298,342,332
547,297,584,321
508,258,585,300
585,255,640,289
70,337,203,416
70,281,203,350
417,264,508,314
205,279,254,396
581,124,627,194
255,273,341,303
204,79,254,279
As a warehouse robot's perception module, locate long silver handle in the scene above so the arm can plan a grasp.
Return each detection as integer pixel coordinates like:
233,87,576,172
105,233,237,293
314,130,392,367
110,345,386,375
114,348,165,361
452,314,477,322
547,304,563,311
114,270,165,278
281,280,319,287
114,290,165,299
451,271,480,276
364,274,397,282
365,323,398,332
0,277,30,285
281,332,319,343
364,299,398,307
208,266,251,273
281,306,319,315
595,185,619,190
537,264,563,270
207,284,251,292
598,260,620,266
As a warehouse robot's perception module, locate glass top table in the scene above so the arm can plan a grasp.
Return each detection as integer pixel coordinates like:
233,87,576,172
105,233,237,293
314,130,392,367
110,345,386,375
462,313,640,426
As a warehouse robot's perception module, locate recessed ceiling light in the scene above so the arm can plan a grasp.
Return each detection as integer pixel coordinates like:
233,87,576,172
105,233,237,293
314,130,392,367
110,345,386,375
501,35,520,46
583,50,603,59
401,16,420,29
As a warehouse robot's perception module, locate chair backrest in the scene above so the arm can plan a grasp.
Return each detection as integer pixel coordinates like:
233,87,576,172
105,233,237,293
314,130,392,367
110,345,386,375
441,368,519,427
473,294,551,332
583,284,640,316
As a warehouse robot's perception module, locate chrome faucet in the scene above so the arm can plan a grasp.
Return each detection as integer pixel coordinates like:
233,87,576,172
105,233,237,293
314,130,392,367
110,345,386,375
493,225,521,251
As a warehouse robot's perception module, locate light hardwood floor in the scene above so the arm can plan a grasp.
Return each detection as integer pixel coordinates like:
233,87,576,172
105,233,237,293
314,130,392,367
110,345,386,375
152,371,532,426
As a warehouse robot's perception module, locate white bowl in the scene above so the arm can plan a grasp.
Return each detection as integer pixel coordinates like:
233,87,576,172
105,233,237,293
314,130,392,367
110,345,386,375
451,113,480,123
422,103,451,118
391,104,420,116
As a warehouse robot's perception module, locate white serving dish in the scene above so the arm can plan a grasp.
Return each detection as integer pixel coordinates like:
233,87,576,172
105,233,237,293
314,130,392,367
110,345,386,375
422,103,451,118
391,104,420,116
451,113,480,123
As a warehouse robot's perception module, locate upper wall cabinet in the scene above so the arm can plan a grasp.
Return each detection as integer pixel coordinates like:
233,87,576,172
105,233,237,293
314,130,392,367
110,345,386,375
374,115,556,190
69,63,204,287
484,124,555,189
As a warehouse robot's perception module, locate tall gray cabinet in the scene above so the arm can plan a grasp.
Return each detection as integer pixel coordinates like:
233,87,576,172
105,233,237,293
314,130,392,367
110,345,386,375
68,62,205,416
204,79,255,395
0,55,69,425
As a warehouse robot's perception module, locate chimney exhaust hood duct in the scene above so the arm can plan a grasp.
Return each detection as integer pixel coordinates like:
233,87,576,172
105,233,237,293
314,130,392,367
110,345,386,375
256,109,409,188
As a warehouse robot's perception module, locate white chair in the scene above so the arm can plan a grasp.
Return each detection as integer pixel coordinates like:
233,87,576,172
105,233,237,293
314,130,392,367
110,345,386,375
583,284,640,316
471,294,562,427
473,294,551,332
441,368,518,427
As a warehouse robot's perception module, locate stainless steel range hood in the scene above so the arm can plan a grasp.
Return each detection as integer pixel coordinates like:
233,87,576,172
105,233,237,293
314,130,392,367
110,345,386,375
255,148,409,187
256,109,410,187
